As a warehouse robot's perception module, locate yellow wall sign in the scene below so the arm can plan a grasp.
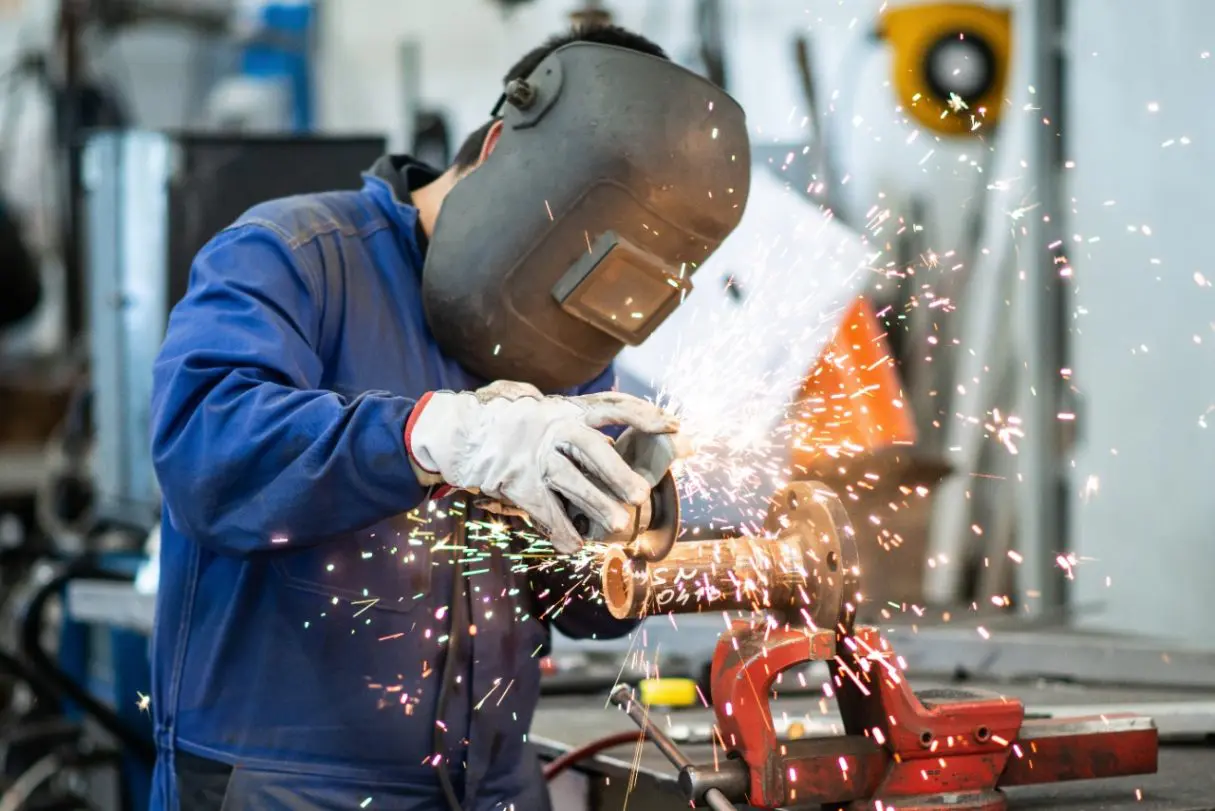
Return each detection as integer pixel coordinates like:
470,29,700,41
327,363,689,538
878,3,1012,137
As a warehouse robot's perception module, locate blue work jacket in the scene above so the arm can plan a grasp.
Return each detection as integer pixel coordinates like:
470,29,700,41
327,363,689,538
148,158,637,810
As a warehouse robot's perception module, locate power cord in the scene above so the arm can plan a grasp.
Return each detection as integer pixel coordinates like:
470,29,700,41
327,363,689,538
434,505,468,811
0,751,62,811
19,561,155,764
542,729,649,781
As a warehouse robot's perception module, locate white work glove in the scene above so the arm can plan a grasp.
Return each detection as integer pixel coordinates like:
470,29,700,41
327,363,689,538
406,382,678,553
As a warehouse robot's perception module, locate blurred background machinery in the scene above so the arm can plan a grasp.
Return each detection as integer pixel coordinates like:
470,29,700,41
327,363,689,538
0,0,1213,809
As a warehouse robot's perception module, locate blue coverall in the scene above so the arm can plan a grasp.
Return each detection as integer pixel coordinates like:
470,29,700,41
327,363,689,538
149,157,638,810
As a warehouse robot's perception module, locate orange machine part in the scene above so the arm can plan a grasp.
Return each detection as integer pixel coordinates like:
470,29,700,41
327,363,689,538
790,296,915,468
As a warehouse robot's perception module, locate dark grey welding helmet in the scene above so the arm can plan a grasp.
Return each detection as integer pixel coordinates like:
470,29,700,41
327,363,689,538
421,41,751,391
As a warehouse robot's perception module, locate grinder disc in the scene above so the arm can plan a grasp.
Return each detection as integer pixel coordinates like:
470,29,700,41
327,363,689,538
622,469,680,562
568,430,681,562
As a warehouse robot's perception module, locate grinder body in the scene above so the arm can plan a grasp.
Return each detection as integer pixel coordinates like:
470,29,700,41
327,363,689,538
565,428,682,562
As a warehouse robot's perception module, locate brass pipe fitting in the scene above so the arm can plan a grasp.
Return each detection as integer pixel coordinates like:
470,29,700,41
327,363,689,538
600,481,860,630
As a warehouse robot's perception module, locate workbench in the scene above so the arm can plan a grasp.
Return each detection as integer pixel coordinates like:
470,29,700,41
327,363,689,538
532,681,1215,811
64,580,1215,809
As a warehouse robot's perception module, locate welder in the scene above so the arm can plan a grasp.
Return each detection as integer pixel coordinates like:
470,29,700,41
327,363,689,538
148,23,750,811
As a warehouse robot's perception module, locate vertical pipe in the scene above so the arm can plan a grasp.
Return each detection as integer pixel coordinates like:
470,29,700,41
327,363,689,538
1014,0,1069,616
59,0,86,343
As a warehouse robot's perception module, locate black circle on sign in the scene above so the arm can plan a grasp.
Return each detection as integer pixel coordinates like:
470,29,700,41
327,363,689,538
922,30,997,106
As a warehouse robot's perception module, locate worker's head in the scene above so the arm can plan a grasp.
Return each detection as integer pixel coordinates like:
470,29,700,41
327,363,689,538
419,23,752,392
449,25,669,176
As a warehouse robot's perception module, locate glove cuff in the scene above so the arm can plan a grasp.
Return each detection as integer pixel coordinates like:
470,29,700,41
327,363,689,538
405,392,442,483
406,390,481,488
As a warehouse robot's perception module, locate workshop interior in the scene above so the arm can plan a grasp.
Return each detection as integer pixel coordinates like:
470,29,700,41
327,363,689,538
0,0,1211,809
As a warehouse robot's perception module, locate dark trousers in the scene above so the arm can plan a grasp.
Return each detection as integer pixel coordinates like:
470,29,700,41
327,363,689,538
175,752,234,810
173,750,553,811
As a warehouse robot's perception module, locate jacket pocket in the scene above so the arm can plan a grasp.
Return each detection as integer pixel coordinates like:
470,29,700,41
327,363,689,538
270,510,436,615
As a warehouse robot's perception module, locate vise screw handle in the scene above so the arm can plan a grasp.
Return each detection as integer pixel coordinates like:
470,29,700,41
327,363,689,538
609,685,740,811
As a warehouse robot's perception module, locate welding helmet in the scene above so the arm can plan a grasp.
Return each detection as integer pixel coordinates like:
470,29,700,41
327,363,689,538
421,41,752,391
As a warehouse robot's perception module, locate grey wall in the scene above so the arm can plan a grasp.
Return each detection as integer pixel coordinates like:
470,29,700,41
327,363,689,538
313,0,701,151
1068,0,1215,647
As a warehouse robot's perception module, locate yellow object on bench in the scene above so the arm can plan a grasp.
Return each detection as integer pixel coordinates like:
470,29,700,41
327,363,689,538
638,678,698,708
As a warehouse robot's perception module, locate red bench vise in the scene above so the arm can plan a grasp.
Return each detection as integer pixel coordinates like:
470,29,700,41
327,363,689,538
605,482,1159,810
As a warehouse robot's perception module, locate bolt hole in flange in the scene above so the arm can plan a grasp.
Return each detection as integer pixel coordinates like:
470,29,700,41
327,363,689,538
975,725,991,743
919,730,934,748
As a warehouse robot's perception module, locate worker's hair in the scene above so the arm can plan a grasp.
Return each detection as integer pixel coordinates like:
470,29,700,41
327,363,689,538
451,24,668,171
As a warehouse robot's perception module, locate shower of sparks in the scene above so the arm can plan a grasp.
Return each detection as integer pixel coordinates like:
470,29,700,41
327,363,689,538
258,29,1212,803
634,175,888,535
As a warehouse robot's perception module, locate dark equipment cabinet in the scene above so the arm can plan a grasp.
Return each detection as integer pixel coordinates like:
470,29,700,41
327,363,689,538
83,132,386,531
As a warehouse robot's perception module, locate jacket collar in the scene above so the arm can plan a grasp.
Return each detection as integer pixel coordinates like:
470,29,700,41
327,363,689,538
361,154,442,271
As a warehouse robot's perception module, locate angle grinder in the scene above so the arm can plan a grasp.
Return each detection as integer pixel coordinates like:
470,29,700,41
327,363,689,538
565,428,682,563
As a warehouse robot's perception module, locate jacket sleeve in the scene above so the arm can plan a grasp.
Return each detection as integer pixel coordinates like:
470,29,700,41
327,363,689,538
532,363,642,640
530,564,639,641
151,224,427,556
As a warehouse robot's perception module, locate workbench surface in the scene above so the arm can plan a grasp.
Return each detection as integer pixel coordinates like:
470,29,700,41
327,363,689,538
532,682,1215,811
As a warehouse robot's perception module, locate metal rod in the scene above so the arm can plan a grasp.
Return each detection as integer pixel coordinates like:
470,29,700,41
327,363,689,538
609,685,691,768
608,686,738,811
704,788,740,811
58,0,86,343
1014,0,1069,616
